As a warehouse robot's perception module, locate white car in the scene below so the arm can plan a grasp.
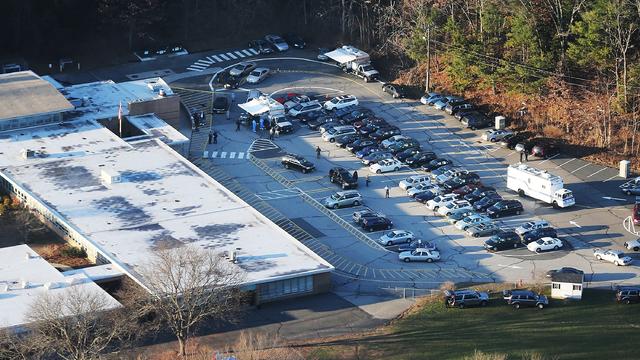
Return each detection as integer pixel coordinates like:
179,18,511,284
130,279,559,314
265,34,289,52
245,67,270,84
378,230,415,246
593,249,633,266
399,248,441,262
284,95,312,110
381,135,410,148
447,208,476,224
435,168,468,184
407,183,439,197
324,95,358,111
399,175,431,191
369,159,403,174
527,237,563,253
437,200,473,216
455,214,492,231
515,220,551,235
426,193,458,211
482,129,513,142
624,239,640,251
229,62,256,77
321,125,356,142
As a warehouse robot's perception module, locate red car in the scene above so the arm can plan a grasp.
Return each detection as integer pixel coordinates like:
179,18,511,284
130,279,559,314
274,92,300,104
633,203,640,225
453,183,483,196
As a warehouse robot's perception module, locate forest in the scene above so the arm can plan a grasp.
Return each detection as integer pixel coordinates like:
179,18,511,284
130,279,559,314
2,0,640,168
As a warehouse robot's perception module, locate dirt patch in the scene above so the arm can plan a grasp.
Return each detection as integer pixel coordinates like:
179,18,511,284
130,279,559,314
30,243,92,268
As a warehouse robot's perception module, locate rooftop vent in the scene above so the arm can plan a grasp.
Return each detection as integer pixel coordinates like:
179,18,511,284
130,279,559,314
20,149,35,160
24,252,31,260
100,168,121,184
229,250,238,264
147,81,162,92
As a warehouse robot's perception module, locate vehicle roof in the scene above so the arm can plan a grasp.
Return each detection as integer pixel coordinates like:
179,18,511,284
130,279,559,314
507,289,537,296
337,190,360,195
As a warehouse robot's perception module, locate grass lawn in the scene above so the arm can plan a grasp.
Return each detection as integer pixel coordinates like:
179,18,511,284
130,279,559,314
336,289,640,359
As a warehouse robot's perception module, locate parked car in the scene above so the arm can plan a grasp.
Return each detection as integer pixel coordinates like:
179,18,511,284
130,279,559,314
283,33,306,48
322,125,356,142
482,129,513,142
515,220,551,236
455,214,492,231
381,135,411,148
361,216,393,232
335,133,361,148
323,190,362,209
420,158,452,172
445,100,474,115
404,152,437,168
399,248,441,263
340,108,373,125
398,239,437,252
281,154,315,173
388,140,420,155
382,83,409,98
329,167,358,189
545,267,583,278
420,92,443,105
407,182,439,197
414,189,439,203
229,62,257,77
346,138,375,152
265,34,289,51
370,159,403,174
633,203,640,225
455,109,482,121
352,209,384,224
452,183,482,196
435,168,469,184
502,290,548,309
248,39,274,54
621,180,640,196
379,230,415,246
426,193,459,211
245,67,270,84
308,116,335,130
356,145,383,159
467,223,501,238
289,101,324,118
362,151,393,165
395,148,423,162
483,231,520,251
369,127,402,142
461,112,492,130
274,121,294,135
399,174,431,191
442,174,481,192
593,249,633,266
527,237,563,253
486,200,523,218
501,133,530,149
438,200,473,216
324,95,359,111
212,96,229,113
531,142,560,158
464,187,496,203
317,47,330,61
616,286,640,304
473,193,503,212
433,96,463,111
447,208,477,224
284,95,312,110
444,289,489,308
522,227,558,244
429,164,455,180
624,238,640,251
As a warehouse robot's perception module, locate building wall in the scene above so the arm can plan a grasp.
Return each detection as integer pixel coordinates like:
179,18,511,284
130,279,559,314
0,112,62,131
551,282,583,300
129,96,180,128
255,272,331,304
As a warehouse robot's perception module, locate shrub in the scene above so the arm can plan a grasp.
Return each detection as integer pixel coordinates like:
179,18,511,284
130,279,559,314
61,246,87,258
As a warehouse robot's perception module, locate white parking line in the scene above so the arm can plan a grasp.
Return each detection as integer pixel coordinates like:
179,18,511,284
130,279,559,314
604,174,621,182
238,152,245,159
587,167,608,178
211,151,218,158
206,56,216,63
187,66,205,72
195,60,210,66
538,154,559,164
556,158,576,168
570,163,591,174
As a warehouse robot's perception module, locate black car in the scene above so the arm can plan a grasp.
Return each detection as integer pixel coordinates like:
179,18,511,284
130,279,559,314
388,140,420,154
395,148,423,162
248,39,274,54
484,231,520,251
382,83,409,98
616,286,640,304
217,71,244,89
340,109,373,125
442,175,481,192
274,121,294,135
297,109,326,123
502,290,549,309
212,96,229,113
531,142,560,158
281,154,315,173
369,127,401,142
464,187,497,203
329,167,358,189
501,133,529,149
445,101,473,115
354,117,387,130
430,164,455,179
308,116,335,130
335,134,361,148
461,112,492,130
415,190,438,203
358,123,385,136
473,193,503,211
420,158,451,171
361,216,393,232
455,109,481,121
352,209,384,224
346,139,376,153
406,152,438,168
283,33,306,48
486,200,523,218
334,105,359,119
521,227,558,244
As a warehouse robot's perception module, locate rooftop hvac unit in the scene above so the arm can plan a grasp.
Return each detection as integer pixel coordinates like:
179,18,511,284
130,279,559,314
230,250,237,264
20,149,35,160
25,252,31,260
147,81,162,92
100,168,122,184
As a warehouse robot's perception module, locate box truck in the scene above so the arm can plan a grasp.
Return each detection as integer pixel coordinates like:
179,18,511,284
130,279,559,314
506,164,575,208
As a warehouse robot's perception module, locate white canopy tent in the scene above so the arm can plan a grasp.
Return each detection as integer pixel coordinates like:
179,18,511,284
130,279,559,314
238,95,285,116
324,46,370,65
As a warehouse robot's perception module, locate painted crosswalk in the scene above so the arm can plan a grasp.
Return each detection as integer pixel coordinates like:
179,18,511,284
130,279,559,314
248,139,280,153
186,48,259,72
202,150,247,160
256,188,302,201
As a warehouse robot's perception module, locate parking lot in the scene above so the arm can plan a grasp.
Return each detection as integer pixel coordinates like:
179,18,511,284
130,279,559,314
182,53,640,292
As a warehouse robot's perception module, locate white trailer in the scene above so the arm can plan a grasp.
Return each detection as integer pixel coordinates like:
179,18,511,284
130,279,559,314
324,45,379,82
506,164,575,208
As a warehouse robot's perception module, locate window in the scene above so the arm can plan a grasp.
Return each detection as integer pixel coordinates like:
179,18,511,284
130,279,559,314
259,276,314,300
552,283,561,289
573,285,582,291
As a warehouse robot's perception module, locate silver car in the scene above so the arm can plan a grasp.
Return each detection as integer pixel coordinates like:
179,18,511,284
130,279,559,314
229,62,256,77
323,190,363,209
246,67,270,84
466,222,500,238
265,34,289,52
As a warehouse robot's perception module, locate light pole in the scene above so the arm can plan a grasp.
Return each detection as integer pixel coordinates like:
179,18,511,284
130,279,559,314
424,24,431,93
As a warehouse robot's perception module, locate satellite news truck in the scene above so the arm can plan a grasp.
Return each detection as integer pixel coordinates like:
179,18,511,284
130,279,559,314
506,164,575,208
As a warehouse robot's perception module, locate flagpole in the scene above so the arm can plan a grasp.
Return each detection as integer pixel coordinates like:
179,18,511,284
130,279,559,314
118,101,123,137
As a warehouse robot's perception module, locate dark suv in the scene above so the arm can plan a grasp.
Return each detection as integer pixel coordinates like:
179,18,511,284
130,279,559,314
444,289,489,308
484,231,520,251
616,287,640,304
281,154,315,173
369,127,401,142
361,216,393,232
502,290,549,309
522,227,558,244
329,167,358,189
486,200,523,218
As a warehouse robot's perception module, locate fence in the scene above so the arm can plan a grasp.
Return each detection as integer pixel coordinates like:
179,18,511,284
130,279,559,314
381,287,441,299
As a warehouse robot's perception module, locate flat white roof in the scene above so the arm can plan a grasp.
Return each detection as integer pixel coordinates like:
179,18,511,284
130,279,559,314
0,121,332,289
239,96,285,116
127,113,189,146
325,46,369,64
61,77,174,122
0,71,74,121
0,245,120,330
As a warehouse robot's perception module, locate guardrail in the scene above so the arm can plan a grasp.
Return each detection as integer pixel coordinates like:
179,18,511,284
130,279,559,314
381,287,441,299
248,153,388,252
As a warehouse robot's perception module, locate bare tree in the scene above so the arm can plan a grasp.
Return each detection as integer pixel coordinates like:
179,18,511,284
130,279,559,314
11,205,47,244
137,247,245,357
25,286,141,360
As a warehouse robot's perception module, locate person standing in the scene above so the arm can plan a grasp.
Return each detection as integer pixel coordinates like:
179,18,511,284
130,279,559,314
269,127,275,140
259,117,265,131
252,119,257,133
519,151,524,162
384,186,390,198
524,151,529,162
208,131,213,144
213,131,218,144
316,146,321,159
353,171,358,181
365,175,370,187
236,119,241,131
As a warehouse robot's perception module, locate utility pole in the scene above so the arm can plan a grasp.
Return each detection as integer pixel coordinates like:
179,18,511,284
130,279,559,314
425,24,431,93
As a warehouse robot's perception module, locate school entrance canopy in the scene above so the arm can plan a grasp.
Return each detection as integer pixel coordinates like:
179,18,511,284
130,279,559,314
238,96,285,116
